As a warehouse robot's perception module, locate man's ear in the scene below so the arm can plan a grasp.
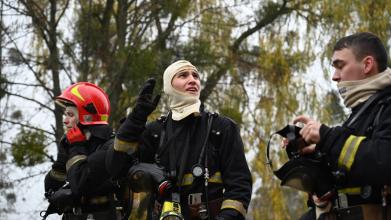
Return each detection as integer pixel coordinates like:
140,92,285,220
362,56,376,75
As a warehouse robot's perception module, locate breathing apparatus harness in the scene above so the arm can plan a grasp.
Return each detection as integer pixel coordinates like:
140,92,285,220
155,111,215,220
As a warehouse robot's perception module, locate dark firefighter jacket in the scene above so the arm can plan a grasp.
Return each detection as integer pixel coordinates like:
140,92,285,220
317,85,391,206
107,111,252,220
45,125,117,215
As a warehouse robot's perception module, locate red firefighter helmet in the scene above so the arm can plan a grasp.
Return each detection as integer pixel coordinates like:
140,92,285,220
55,82,110,125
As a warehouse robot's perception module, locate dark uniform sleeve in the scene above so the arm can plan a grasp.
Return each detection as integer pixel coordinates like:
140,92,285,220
44,154,68,194
66,139,113,196
44,138,68,194
106,120,159,179
217,118,252,218
317,103,391,186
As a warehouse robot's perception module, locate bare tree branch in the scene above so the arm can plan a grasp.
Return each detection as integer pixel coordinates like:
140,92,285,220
4,90,54,112
2,28,54,97
11,170,48,183
1,118,55,136
54,0,70,28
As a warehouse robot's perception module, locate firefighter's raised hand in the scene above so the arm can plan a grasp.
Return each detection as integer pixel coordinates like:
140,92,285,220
132,78,161,122
116,78,160,143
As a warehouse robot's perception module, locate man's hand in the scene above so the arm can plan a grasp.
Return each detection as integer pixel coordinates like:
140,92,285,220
290,115,321,155
293,115,321,145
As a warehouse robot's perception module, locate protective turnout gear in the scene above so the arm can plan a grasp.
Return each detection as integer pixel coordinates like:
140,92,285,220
163,60,201,121
56,82,110,125
141,111,251,219
298,86,391,219
45,137,69,194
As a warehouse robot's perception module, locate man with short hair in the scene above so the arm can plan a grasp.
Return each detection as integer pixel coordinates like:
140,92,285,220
296,32,391,219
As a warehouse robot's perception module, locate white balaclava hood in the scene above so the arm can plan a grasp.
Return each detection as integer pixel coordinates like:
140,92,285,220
163,60,201,121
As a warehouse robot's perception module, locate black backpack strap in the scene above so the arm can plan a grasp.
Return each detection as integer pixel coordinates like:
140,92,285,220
348,87,391,135
373,96,391,127
347,92,383,128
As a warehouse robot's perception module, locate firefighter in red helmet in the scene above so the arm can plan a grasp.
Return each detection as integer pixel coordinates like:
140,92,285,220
43,82,121,220
55,82,110,125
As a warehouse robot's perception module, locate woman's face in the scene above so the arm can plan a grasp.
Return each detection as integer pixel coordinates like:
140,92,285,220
171,70,201,96
63,106,79,130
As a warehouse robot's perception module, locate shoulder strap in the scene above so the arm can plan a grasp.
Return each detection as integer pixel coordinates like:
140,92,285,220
347,92,384,127
373,96,391,127
198,112,215,167
346,86,391,127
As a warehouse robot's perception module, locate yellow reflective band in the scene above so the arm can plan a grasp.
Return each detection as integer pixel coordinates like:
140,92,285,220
181,173,194,186
209,172,222,183
49,169,66,181
113,138,138,154
338,135,366,171
180,172,223,186
66,155,87,171
338,187,361,195
70,85,85,102
88,195,109,205
221,199,246,218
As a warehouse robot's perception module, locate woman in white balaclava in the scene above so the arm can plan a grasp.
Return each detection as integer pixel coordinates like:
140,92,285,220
163,60,202,120
108,60,252,220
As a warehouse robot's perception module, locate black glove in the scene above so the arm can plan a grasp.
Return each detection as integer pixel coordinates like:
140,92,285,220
215,209,244,220
52,137,69,173
48,187,74,214
127,162,166,193
45,137,68,193
117,78,160,142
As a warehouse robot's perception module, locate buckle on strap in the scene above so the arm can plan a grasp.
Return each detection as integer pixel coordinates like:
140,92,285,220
188,193,203,205
336,186,373,209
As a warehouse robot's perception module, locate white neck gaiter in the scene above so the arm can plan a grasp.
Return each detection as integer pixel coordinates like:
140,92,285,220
337,68,391,108
163,60,201,121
